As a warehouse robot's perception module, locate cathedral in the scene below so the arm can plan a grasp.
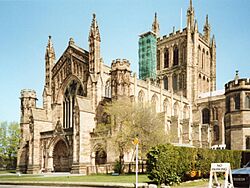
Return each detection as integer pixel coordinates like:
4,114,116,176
17,1,250,174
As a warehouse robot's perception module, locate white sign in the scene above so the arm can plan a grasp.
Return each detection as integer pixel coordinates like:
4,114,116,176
211,163,230,172
208,163,234,188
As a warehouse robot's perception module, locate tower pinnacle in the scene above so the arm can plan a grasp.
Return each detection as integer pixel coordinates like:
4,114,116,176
45,36,55,60
89,13,101,42
152,12,160,36
203,14,211,42
88,13,101,74
187,0,195,30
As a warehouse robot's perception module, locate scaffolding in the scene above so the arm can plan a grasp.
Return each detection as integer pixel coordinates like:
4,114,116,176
138,31,157,80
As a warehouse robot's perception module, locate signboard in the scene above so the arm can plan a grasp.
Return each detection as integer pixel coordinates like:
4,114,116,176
208,163,234,188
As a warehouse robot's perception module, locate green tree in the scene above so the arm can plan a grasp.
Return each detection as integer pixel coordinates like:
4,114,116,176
0,121,20,169
95,97,168,173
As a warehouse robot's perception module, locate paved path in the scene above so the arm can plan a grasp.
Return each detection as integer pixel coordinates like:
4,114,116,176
0,185,100,188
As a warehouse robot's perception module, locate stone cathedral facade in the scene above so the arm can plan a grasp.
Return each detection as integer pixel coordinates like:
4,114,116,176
17,1,250,174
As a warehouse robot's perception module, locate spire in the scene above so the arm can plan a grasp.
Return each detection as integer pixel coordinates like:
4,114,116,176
189,0,193,10
152,12,160,36
205,14,209,27
187,0,195,30
89,13,101,42
211,34,216,46
194,19,198,31
45,36,55,60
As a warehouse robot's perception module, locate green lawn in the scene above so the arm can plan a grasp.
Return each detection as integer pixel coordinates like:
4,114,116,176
0,174,149,183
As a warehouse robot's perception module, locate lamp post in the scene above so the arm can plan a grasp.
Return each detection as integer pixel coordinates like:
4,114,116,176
133,137,139,188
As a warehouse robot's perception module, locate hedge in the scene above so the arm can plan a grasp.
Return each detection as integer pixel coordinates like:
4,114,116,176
146,144,244,185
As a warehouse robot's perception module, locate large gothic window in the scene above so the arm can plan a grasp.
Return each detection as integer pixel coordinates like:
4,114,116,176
163,76,168,90
63,80,84,128
245,95,250,109
164,49,169,68
202,108,210,124
173,47,179,66
172,74,178,91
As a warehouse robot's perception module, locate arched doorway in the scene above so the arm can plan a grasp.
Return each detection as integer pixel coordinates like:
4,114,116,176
53,140,69,172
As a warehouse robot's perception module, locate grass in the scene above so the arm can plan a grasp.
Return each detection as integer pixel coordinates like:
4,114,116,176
173,179,209,187
0,170,16,174
0,174,150,183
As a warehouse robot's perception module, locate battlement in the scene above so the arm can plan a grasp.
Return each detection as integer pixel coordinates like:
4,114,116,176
111,59,131,71
158,28,187,42
225,78,250,92
21,89,37,99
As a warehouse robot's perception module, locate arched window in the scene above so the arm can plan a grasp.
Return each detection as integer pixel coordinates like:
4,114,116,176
202,108,210,124
102,112,111,124
163,98,169,114
172,74,178,91
213,107,218,120
151,94,158,112
138,90,145,104
214,124,219,141
198,45,201,66
173,47,179,66
164,49,169,68
245,95,250,109
234,93,240,110
174,102,179,117
163,76,168,90
94,145,107,165
226,96,230,113
246,136,250,150
183,105,189,119
202,49,205,69
179,74,183,89
105,80,111,98
157,50,160,70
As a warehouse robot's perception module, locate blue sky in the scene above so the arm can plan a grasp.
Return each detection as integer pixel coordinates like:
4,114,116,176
0,0,250,122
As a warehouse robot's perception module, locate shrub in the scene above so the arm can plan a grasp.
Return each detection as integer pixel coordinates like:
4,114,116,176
146,144,245,185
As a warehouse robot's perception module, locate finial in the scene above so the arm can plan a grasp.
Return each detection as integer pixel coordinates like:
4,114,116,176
49,35,51,40
173,26,175,33
190,0,193,8
69,37,75,46
93,13,96,18
234,70,239,80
